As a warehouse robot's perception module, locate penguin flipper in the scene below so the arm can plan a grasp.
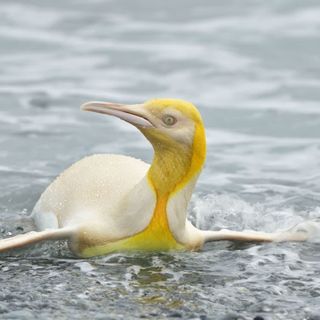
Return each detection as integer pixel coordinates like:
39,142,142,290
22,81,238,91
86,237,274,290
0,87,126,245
202,220,320,243
0,228,74,253
202,229,276,243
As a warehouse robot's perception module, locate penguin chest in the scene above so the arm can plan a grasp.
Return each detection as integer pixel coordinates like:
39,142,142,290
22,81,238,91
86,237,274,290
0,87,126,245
76,226,184,258
74,198,185,257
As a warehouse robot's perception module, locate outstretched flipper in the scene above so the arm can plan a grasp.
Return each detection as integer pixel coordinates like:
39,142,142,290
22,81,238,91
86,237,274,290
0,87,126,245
202,220,320,243
0,228,74,253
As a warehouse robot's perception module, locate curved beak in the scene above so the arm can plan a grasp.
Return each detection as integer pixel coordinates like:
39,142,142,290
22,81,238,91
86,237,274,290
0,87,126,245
80,101,154,128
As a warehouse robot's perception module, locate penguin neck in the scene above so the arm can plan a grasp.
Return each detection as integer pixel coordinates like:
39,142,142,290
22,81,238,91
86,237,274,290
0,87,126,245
147,126,206,197
148,143,194,196
145,129,206,238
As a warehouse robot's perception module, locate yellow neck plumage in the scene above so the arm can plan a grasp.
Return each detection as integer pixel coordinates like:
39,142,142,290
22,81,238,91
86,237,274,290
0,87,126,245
128,121,207,250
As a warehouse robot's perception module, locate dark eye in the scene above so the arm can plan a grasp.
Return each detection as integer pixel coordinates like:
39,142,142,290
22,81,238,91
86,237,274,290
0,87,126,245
162,115,177,126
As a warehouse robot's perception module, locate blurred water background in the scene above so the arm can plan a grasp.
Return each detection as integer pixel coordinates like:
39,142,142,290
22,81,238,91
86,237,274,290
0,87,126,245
1,0,320,319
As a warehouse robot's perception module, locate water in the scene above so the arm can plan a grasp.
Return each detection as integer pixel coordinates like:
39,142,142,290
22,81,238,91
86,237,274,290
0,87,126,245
1,0,320,319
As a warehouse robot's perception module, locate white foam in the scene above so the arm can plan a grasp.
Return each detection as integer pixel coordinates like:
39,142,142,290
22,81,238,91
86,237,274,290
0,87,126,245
74,261,95,273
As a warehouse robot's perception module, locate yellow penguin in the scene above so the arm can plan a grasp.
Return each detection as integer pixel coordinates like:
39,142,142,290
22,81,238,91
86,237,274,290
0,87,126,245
0,99,316,257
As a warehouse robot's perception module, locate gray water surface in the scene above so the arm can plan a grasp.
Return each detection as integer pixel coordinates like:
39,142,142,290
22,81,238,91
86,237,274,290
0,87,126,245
1,1,320,319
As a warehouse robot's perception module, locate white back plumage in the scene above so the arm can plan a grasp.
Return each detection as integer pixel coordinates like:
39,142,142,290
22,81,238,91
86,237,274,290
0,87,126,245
32,154,156,240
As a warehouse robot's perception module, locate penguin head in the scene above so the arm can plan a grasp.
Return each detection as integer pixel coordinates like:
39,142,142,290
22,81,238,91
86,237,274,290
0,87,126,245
82,98,204,146
138,98,205,149
81,98,206,174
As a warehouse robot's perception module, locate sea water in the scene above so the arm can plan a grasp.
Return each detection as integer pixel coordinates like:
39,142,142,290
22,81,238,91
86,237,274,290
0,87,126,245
1,0,320,319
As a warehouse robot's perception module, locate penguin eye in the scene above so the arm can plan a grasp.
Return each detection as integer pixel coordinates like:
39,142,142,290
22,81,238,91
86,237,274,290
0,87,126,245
162,115,177,126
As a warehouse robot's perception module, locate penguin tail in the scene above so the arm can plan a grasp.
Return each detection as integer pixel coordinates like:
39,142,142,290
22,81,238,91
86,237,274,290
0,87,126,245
0,228,74,253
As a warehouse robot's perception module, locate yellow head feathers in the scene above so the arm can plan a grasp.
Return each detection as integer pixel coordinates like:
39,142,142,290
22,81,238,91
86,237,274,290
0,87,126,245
144,98,204,124
140,98,206,154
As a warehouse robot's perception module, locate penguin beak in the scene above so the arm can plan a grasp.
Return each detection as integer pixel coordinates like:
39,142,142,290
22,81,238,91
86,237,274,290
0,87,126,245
81,101,154,128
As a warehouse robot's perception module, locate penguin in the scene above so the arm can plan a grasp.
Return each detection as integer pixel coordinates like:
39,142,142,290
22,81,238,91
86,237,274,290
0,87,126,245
0,99,316,257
